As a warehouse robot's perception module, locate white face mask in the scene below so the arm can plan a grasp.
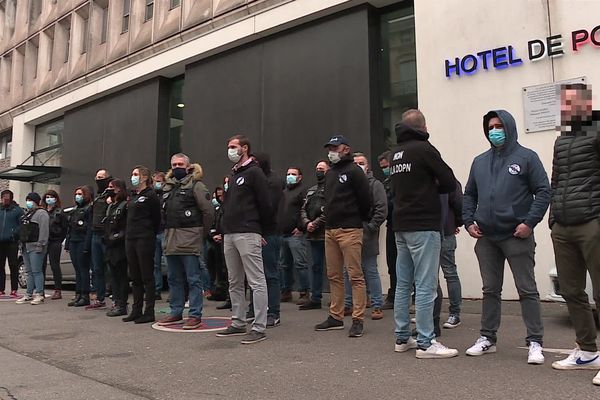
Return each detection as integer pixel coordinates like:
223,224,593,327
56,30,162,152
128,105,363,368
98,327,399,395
228,148,242,163
328,151,341,164
358,164,367,174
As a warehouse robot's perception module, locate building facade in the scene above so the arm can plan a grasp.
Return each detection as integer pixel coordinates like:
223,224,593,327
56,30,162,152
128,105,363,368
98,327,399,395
1,0,599,299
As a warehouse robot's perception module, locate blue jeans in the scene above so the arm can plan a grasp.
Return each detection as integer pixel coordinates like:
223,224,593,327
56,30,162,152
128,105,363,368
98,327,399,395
394,231,441,349
280,234,310,292
167,255,203,319
309,240,325,303
344,254,383,309
91,232,107,301
23,248,46,296
440,234,462,316
198,254,211,292
154,233,164,293
69,241,91,294
263,234,281,317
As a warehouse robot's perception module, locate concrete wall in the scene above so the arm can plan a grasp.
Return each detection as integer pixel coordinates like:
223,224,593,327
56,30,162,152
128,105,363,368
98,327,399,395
414,0,600,299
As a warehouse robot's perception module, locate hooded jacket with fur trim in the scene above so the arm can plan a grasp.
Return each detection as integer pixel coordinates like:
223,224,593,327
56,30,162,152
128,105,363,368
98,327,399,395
162,163,215,255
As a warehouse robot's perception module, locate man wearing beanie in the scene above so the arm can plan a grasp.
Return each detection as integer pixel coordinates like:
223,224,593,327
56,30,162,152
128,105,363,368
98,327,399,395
16,193,49,305
0,189,23,297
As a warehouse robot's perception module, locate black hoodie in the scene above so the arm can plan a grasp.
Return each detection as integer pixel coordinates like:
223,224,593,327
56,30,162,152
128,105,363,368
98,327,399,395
324,154,371,229
390,123,456,232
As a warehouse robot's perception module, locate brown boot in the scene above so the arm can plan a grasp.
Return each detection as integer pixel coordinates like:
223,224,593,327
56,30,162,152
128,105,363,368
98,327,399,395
280,290,292,302
371,308,383,320
51,290,62,300
296,291,309,305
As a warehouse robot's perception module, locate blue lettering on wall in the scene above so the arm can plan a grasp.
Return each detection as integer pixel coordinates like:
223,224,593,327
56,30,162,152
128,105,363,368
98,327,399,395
445,45,524,78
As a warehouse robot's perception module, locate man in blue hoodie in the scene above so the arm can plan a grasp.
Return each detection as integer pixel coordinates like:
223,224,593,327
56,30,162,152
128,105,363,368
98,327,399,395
463,110,551,365
0,189,24,297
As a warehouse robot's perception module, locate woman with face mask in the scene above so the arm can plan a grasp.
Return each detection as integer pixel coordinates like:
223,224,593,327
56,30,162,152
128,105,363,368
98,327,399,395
42,190,68,300
104,179,130,317
15,193,50,305
65,186,93,307
123,166,161,324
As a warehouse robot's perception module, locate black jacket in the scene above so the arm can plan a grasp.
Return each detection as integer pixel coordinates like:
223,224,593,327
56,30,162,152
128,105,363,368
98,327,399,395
126,187,161,240
92,193,110,233
222,161,273,235
278,181,308,235
264,172,284,235
48,207,68,242
550,111,600,226
441,180,464,236
65,203,93,252
324,155,371,229
104,200,128,264
390,123,456,232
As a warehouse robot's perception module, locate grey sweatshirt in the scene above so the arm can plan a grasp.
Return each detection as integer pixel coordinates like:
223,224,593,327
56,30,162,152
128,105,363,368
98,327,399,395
25,208,50,253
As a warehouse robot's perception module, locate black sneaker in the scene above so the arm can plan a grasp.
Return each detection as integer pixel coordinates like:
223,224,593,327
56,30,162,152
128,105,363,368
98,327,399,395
315,316,344,331
216,300,232,310
299,301,322,310
348,320,364,338
216,325,247,337
241,330,267,345
267,315,281,328
381,296,394,310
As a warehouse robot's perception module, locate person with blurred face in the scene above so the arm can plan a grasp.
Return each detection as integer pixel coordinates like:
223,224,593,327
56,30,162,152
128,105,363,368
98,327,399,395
550,84,600,385
377,151,396,310
299,160,329,310
152,171,167,299
123,166,161,324
66,186,93,307
0,190,24,297
43,190,68,300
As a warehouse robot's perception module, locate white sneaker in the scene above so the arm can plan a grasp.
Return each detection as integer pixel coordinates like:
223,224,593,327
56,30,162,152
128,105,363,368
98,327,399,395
15,295,33,304
466,336,497,356
552,347,600,370
395,337,417,353
593,370,600,386
416,340,459,359
527,342,544,364
31,294,45,305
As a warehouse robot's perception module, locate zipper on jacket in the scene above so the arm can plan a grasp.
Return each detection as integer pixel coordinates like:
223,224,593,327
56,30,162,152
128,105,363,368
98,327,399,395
562,139,575,222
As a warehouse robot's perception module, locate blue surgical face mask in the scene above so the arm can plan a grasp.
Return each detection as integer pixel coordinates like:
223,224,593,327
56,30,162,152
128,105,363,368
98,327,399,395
131,175,140,187
488,128,506,147
286,175,298,185
75,194,84,205
224,183,229,192
154,182,162,190
211,198,220,208
46,197,56,206
25,200,35,210
382,167,390,177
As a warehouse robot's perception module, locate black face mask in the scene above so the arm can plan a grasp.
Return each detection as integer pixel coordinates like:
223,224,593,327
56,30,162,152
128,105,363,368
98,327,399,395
172,168,188,181
316,171,326,181
105,189,115,198
96,178,111,193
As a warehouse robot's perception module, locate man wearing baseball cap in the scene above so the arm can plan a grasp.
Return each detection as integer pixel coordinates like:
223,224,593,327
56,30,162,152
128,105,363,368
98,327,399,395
315,135,371,337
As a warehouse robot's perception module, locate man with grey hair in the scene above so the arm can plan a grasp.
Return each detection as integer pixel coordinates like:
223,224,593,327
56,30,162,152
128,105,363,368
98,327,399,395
157,153,214,330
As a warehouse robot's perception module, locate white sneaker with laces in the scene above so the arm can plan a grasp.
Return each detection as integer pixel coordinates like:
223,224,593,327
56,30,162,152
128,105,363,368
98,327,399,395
527,342,544,364
552,347,600,370
443,315,461,329
31,294,45,305
395,337,417,353
416,340,459,359
466,336,497,356
593,370,600,386
16,295,33,304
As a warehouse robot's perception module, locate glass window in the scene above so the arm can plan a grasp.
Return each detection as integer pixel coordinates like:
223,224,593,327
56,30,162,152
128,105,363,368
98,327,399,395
81,17,89,54
122,0,130,33
168,77,184,157
0,133,11,160
34,119,63,167
145,0,154,22
170,0,181,10
100,6,108,44
380,7,417,149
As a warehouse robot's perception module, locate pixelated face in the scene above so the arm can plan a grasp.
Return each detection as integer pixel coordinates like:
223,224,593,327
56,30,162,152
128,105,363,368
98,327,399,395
561,88,592,123
315,161,329,172
378,158,389,169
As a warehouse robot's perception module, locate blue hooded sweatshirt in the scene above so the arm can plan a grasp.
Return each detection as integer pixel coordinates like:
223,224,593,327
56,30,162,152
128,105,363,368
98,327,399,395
462,110,551,241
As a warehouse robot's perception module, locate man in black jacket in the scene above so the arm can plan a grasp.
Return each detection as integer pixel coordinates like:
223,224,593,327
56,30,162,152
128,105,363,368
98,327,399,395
315,135,370,338
391,110,458,359
217,135,272,344
278,167,310,305
550,84,600,383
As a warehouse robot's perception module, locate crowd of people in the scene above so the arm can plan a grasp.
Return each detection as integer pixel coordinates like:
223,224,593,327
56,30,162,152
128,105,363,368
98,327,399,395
0,84,599,385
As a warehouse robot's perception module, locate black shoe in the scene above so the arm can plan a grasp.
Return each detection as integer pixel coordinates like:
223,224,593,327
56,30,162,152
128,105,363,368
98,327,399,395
240,330,267,345
299,301,322,310
68,295,81,307
266,315,281,328
216,300,232,310
381,297,394,310
315,316,344,331
216,325,247,337
122,313,142,322
349,320,364,338
106,307,128,317
134,314,155,324
74,295,90,307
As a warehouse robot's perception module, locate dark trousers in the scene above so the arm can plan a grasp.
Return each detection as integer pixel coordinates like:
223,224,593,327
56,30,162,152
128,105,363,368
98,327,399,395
386,227,397,298
109,258,129,310
69,241,91,294
551,220,600,352
0,241,19,292
433,284,443,337
247,234,282,317
206,239,228,298
126,237,156,316
43,240,63,290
